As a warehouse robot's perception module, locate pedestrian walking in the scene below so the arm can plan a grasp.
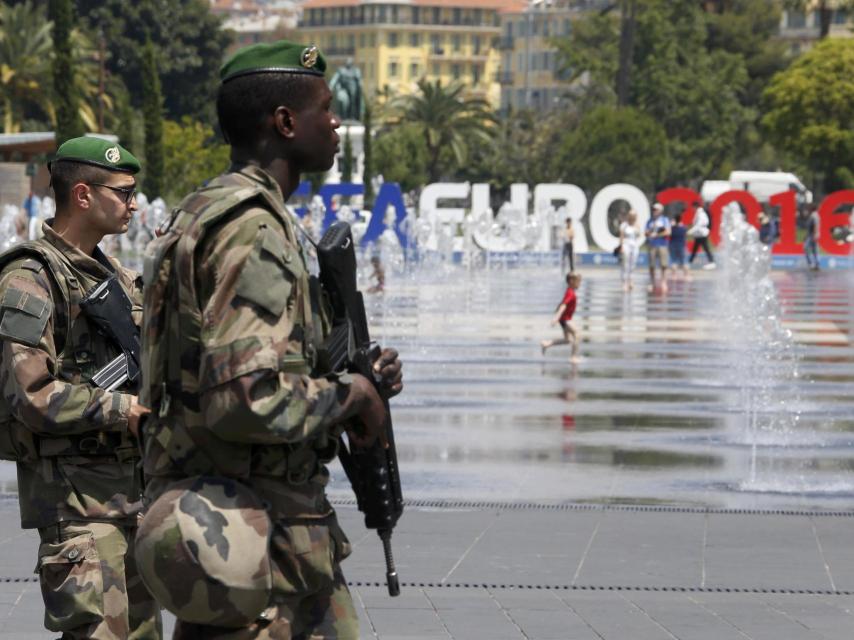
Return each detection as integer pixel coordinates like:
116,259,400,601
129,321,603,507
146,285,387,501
669,213,689,280
804,205,820,270
541,272,582,363
645,203,671,292
619,209,642,291
688,204,716,269
561,217,575,273
0,137,160,639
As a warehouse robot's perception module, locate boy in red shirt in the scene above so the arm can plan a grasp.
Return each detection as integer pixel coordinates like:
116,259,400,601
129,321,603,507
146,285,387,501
541,272,582,363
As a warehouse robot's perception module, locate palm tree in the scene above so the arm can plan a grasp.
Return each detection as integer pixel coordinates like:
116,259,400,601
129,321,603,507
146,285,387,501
396,79,495,183
0,1,53,132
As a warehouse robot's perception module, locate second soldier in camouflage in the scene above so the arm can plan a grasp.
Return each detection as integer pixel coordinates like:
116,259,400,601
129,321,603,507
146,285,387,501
135,41,403,638
0,137,161,639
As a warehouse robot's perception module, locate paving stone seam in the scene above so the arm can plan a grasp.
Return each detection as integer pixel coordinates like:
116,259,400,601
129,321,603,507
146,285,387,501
346,582,854,596
3,574,853,597
327,498,854,518
4,494,852,517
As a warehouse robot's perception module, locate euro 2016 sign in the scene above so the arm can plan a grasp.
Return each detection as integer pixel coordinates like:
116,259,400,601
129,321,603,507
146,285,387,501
298,181,854,255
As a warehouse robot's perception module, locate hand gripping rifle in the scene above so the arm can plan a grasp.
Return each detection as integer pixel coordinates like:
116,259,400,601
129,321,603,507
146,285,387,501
316,221,404,597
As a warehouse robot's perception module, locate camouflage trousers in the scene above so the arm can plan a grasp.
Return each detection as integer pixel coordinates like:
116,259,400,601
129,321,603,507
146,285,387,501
36,521,162,639
174,517,359,640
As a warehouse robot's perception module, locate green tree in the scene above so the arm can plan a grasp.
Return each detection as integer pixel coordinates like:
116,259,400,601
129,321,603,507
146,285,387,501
76,0,232,123
630,0,751,181
762,38,854,192
162,116,229,203
49,0,83,141
396,79,495,182
0,1,52,132
558,106,669,194
340,128,353,183
142,39,164,198
373,123,430,192
362,103,374,206
553,9,619,105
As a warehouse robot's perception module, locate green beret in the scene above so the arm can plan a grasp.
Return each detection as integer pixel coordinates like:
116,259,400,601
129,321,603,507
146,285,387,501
220,40,326,83
51,136,140,174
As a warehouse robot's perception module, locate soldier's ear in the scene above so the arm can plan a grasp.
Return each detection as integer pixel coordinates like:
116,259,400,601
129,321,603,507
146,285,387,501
273,106,296,140
71,183,92,210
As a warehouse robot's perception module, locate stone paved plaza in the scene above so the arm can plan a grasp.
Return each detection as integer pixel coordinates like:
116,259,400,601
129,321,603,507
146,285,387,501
1,263,853,638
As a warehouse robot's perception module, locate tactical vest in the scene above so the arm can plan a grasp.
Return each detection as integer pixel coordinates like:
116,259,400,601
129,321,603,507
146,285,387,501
140,173,325,482
0,240,134,461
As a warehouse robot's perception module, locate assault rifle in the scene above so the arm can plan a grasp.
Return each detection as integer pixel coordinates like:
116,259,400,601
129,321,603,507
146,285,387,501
80,276,141,391
316,221,404,597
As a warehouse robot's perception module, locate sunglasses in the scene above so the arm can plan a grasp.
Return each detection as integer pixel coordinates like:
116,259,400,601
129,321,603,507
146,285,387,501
88,182,137,204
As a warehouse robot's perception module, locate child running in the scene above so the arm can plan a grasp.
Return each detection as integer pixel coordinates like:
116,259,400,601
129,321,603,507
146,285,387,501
541,272,582,363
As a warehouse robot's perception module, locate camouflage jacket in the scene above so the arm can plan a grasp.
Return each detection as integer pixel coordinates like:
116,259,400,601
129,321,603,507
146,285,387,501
141,164,350,520
0,222,143,529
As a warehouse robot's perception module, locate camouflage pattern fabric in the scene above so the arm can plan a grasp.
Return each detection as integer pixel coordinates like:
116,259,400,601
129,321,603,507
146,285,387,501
173,528,357,639
134,476,273,627
36,521,161,639
139,165,357,632
0,221,154,637
0,223,142,529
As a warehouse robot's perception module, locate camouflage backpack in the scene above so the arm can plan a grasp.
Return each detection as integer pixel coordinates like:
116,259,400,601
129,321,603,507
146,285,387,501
0,241,76,462
139,172,316,480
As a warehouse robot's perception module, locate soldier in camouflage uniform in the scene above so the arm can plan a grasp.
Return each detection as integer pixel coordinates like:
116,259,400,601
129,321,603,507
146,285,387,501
136,41,402,639
0,137,161,639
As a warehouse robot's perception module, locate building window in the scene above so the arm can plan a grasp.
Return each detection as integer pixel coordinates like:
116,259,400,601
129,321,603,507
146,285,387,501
452,63,461,79
410,62,419,78
788,10,806,28
472,65,480,83
388,32,398,47
413,6,421,23
452,34,461,51
431,34,442,53
834,9,848,24
453,7,461,24
472,35,481,55
389,61,398,77
432,7,440,24
378,5,387,22
410,32,420,46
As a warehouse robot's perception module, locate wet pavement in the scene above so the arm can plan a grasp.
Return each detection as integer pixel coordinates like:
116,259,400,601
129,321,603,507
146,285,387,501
1,263,853,638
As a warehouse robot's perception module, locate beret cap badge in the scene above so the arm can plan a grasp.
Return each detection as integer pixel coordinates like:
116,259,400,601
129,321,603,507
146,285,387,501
301,46,319,69
104,146,121,164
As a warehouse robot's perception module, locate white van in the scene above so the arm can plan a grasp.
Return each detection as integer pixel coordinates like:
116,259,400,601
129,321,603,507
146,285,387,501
727,171,812,206
700,171,812,207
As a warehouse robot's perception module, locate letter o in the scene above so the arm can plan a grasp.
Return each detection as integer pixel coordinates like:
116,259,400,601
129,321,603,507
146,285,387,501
589,184,650,252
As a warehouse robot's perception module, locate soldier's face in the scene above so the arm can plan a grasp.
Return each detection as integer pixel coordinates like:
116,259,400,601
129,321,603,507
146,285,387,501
85,174,138,235
293,78,341,173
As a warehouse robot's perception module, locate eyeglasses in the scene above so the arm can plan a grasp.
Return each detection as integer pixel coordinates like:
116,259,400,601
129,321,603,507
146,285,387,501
88,182,137,204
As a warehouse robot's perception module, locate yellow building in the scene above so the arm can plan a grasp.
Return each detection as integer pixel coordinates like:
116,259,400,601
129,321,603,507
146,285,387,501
498,0,610,113
778,2,853,55
299,0,526,108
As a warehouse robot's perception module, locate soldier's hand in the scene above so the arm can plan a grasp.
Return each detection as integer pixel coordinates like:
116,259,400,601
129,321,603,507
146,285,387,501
373,347,403,398
345,374,389,449
127,398,150,438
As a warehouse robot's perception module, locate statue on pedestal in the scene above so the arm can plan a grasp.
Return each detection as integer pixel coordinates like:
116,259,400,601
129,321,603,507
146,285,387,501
330,58,364,122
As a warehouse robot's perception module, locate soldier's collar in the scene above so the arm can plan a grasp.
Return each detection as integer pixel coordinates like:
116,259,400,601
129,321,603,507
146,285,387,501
229,163,286,203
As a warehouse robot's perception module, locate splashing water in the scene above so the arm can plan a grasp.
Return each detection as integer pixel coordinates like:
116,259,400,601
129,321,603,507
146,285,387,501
717,204,806,488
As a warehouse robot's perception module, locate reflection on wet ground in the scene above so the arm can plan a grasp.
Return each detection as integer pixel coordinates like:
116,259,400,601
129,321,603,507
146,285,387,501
0,267,851,510
337,266,854,510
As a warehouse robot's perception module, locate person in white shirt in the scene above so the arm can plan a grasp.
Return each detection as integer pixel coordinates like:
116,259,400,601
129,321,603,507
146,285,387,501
688,205,716,269
619,209,642,291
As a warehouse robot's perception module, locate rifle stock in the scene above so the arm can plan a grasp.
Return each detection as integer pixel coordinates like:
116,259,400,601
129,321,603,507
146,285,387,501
317,221,404,597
